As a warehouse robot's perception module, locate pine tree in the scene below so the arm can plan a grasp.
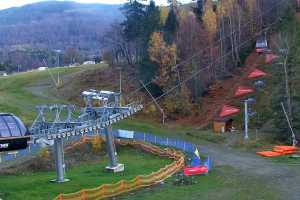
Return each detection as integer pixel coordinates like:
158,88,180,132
163,5,179,44
121,0,146,41
143,0,161,50
193,0,205,20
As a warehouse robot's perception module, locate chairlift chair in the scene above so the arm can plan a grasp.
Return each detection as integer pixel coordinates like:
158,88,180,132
256,34,268,54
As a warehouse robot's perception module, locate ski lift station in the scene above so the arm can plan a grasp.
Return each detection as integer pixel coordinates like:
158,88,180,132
0,89,143,183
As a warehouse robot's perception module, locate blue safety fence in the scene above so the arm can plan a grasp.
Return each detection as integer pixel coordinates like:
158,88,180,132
116,130,198,154
0,129,201,163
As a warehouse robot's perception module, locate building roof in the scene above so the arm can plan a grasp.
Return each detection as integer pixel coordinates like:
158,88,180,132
219,105,240,118
234,86,255,97
248,69,267,79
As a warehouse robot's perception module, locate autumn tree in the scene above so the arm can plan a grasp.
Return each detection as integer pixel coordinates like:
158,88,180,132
148,32,177,89
149,31,193,118
177,11,209,102
203,0,218,79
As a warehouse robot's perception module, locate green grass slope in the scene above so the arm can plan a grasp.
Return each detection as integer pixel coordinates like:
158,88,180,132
0,64,106,124
0,147,171,200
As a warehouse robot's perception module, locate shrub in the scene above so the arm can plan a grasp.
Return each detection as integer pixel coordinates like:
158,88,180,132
91,135,104,153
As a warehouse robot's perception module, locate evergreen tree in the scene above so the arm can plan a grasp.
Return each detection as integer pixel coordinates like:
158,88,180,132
193,0,205,20
163,7,179,44
121,0,145,41
144,0,161,47
121,0,161,83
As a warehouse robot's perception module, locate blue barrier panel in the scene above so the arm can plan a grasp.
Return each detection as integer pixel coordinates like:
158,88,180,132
175,140,186,151
112,130,118,137
145,133,155,144
134,132,145,141
167,138,176,148
156,136,166,146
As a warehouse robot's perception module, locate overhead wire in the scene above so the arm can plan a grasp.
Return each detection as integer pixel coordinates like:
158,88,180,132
124,0,286,100
143,0,288,107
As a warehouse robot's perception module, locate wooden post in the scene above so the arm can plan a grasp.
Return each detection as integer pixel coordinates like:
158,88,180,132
120,180,126,191
81,191,87,200
136,176,141,186
102,185,106,196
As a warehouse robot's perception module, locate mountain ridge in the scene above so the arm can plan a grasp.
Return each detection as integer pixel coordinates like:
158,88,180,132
0,1,122,26
0,1,123,70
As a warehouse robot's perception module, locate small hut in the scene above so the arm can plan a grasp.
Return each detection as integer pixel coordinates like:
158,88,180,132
213,117,234,133
213,105,240,133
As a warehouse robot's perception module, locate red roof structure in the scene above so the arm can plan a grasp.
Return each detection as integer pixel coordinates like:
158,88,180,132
265,53,279,64
234,86,255,97
248,69,267,79
219,105,240,118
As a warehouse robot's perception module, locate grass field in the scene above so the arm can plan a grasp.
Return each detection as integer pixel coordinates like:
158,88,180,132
119,165,280,200
0,147,171,200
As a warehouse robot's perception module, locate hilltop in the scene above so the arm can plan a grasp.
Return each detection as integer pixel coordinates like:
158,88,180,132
0,1,122,65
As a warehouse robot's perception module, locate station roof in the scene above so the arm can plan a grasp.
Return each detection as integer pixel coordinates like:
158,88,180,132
248,69,267,79
219,105,240,118
0,113,28,138
234,86,255,97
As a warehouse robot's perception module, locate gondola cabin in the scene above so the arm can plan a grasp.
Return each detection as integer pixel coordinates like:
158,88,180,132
0,113,30,152
256,36,268,54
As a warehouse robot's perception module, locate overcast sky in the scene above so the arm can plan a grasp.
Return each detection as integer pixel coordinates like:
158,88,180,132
0,0,192,10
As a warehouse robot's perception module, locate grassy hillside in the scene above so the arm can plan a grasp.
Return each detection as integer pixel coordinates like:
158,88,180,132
0,64,107,124
0,147,171,200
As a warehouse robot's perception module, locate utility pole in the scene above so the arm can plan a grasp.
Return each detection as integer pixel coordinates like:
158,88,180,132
244,100,249,140
55,49,61,67
281,102,298,146
140,81,166,125
119,70,122,102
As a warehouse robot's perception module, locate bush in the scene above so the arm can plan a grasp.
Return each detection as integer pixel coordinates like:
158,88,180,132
91,135,104,153
39,148,50,159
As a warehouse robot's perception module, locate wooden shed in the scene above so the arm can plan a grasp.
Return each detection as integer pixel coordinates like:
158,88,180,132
213,118,234,133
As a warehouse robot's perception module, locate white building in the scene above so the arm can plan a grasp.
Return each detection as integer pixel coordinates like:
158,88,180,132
0,71,7,76
83,61,96,65
38,67,48,71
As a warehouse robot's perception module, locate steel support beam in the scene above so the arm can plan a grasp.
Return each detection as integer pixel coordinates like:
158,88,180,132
244,101,249,140
51,138,69,183
104,125,124,172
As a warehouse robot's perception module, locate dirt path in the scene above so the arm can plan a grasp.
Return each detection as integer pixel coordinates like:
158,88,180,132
199,142,300,200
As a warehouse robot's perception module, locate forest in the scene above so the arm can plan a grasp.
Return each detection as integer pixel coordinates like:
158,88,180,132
105,0,288,112
101,0,300,142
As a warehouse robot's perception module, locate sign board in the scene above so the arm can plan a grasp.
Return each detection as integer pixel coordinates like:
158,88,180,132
117,130,134,139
